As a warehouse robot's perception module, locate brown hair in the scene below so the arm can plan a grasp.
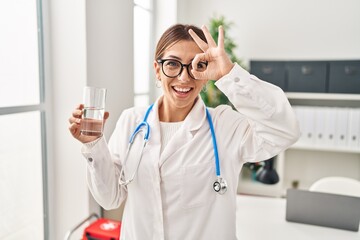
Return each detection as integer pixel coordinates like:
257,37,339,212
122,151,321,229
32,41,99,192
155,24,207,60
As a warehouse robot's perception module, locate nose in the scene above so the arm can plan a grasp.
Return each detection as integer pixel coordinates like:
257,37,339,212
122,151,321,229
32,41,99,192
178,65,191,82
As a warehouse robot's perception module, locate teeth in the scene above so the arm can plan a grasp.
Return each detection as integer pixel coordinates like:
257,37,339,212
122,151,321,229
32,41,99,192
174,86,191,92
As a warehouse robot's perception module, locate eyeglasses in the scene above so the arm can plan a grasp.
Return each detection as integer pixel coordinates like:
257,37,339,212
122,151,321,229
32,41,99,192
157,59,208,79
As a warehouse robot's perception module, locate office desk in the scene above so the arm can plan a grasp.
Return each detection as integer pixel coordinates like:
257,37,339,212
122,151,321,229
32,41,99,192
236,195,360,240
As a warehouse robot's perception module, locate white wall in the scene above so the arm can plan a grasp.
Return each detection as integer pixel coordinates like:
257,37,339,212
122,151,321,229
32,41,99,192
177,0,360,65
49,0,87,239
152,0,178,99
46,0,359,238
49,0,133,239
85,0,134,141
177,0,360,190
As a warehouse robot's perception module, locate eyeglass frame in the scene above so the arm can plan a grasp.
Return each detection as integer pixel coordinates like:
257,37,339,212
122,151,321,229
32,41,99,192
156,59,208,79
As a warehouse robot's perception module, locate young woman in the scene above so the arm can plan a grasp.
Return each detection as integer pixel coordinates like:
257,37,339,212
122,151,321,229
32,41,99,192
69,24,300,240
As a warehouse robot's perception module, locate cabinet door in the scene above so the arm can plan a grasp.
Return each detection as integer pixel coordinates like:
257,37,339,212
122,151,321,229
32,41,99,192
328,60,360,94
286,62,327,93
250,61,286,91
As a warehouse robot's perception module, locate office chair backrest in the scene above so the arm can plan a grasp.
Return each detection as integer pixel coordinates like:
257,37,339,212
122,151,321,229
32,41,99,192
309,176,360,198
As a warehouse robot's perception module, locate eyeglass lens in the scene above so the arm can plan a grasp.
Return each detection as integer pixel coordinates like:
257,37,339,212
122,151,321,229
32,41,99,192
161,59,207,79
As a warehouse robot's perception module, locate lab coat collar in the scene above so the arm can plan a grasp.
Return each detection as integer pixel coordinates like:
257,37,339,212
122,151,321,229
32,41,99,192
149,95,208,166
150,95,207,133
183,96,207,133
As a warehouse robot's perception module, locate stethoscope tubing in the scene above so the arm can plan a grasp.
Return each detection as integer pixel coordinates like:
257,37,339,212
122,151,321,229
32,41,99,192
119,104,227,194
118,104,153,186
205,108,221,177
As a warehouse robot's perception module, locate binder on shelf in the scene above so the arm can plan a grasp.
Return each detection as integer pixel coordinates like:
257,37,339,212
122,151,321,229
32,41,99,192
302,106,315,146
334,108,349,148
314,107,326,146
347,108,360,149
321,107,336,147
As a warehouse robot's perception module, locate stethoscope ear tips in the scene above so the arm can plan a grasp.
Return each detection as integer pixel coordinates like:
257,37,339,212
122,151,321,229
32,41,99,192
213,177,227,195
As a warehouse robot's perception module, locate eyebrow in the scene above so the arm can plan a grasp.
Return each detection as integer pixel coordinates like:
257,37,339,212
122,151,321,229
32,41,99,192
164,55,182,60
163,55,194,62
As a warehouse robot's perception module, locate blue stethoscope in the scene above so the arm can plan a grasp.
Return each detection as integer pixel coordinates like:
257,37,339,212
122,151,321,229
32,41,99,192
118,104,228,195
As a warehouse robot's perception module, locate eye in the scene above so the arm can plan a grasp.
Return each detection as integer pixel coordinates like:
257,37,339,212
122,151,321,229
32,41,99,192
196,62,207,71
164,60,180,68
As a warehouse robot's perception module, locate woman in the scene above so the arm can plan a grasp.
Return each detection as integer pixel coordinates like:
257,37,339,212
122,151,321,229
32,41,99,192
69,24,300,239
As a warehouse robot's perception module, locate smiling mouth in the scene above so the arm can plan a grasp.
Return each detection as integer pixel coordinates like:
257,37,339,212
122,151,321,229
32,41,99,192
172,86,193,94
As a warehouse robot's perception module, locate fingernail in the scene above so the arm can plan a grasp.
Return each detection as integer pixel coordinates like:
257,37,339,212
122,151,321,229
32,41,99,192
76,119,81,124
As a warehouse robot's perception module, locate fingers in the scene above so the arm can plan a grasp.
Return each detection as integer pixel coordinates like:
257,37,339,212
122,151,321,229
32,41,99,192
103,111,110,125
69,107,83,125
104,111,110,120
191,70,207,80
69,105,83,136
72,109,83,118
189,25,218,52
201,25,217,48
189,29,208,52
68,122,81,138
75,104,84,110
191,52,210,74
218,26,225,49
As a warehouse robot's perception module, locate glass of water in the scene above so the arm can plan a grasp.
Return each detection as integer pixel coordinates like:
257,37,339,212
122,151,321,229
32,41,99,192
81,86,107,137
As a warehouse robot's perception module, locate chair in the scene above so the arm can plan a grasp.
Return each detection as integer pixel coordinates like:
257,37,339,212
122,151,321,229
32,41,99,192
309,176,360,198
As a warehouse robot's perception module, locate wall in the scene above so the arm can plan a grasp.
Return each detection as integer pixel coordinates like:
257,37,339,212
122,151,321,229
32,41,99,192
49,0,133,239
177,0,360,190
177,0,360,65
49,0,87,239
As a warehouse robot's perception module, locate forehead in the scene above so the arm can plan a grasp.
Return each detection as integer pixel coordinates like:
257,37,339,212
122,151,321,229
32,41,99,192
163,40,203,61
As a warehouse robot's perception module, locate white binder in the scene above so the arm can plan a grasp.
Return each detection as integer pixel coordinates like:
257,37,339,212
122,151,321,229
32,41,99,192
302,106,316,146
335,108,349,148
347,108,360,149
314,107,326,146
323,107,336,147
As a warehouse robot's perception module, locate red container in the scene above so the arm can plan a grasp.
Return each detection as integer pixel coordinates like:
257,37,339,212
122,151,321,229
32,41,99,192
82,218,121,240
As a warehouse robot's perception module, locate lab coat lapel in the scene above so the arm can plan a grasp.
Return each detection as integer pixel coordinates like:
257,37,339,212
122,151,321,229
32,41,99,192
159,97,207,166
146,99,162,164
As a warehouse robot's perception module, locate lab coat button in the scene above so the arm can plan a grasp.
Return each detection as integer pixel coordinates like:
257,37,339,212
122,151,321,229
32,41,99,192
234,77,240,82
87,157,93,162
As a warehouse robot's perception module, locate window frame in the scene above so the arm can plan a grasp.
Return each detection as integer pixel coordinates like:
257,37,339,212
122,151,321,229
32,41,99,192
133,0,156,107
0,0,50,238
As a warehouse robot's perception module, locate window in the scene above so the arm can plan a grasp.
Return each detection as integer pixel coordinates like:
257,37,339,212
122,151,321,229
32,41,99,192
134,0,153,107
0,0,48,239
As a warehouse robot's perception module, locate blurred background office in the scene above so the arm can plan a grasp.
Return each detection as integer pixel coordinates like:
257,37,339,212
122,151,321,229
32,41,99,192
0,0,359,239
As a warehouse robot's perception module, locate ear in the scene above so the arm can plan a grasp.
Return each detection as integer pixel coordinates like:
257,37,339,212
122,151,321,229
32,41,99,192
154,60,161,80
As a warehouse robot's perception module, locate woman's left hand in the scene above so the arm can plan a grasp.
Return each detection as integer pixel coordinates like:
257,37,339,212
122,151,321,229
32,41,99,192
189,25,234,81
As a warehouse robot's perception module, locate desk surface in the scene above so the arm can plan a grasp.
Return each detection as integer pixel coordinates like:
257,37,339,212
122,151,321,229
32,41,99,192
236,195,360,240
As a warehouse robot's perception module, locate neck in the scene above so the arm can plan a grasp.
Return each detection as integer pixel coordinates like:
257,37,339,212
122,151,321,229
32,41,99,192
159,98,197,122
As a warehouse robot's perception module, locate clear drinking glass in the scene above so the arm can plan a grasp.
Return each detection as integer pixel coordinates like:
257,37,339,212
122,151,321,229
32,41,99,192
81,86,107,137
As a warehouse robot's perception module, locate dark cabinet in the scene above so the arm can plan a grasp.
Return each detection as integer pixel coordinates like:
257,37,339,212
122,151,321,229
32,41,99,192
250,60,360,94
250,61,286,91
328,61,360,94
286,61,327,93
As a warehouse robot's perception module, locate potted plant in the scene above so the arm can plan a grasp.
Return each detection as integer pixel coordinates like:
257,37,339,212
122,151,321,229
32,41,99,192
202,17,279,185
200,16,245,108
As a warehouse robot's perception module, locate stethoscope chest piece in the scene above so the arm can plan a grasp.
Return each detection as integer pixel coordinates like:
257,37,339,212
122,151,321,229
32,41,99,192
213,177,227,195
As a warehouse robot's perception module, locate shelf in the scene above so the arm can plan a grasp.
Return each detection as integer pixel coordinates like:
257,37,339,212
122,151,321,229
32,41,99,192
286,92,360,101
286,92,360,107
289,143,360,154
241,91,360,198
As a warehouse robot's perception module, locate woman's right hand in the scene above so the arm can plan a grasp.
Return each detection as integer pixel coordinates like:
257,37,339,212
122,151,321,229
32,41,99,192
68,104,110,143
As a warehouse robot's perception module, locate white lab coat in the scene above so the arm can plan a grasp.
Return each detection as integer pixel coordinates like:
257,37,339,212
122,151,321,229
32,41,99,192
82,64,300,240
